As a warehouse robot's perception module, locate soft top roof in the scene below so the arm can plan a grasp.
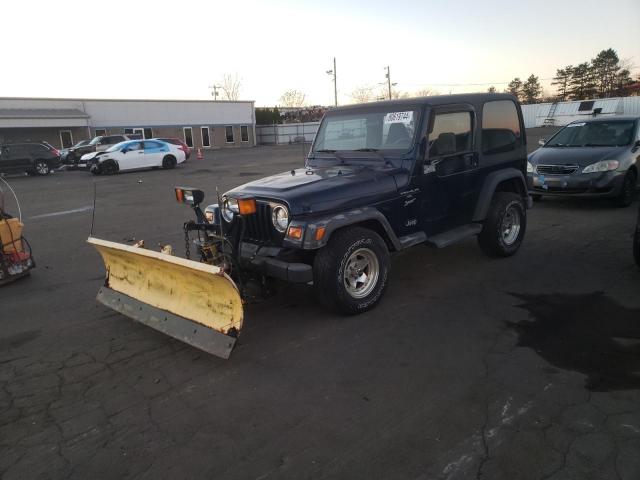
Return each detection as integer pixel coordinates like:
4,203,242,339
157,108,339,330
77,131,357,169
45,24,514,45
329,93,519,114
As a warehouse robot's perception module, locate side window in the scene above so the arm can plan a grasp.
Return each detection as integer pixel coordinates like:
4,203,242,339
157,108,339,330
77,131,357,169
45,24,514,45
144,141,161,150
225,126,235,143
125,142,142,151
482,100,521,155
428,111,472,157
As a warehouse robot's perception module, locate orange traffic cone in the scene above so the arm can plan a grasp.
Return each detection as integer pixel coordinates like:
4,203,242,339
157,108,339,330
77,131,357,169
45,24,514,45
197,148,204,160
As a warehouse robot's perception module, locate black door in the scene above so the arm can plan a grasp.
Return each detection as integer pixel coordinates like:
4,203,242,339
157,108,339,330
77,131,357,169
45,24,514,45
3,145,31,172
418,107,480,234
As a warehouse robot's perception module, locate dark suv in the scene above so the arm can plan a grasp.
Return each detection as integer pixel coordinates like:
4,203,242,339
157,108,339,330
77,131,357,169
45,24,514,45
185,93,531,313
0,142,61,176
65,135,131,165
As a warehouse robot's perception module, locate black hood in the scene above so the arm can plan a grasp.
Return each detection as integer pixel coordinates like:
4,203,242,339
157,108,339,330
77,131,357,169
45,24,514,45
226,165,400,216
528,145,628,167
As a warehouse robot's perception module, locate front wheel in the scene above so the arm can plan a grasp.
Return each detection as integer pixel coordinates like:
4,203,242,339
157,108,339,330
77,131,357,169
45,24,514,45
478,192,527,258
615,170,637,208
313,227,390,314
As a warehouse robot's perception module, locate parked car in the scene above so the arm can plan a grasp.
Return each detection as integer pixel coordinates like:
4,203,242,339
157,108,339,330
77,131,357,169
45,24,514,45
528,116,640,206
78,139,186,174
154,138,191,160
0,142,61,176
65,134,140,165
634,202,640,267
60,139,90,163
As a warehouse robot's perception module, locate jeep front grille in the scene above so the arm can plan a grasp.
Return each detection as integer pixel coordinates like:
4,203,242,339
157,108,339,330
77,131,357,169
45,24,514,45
536,164,579,175
243,201,274,243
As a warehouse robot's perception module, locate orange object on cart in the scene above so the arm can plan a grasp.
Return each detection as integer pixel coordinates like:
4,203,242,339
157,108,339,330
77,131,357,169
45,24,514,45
0,218,24,253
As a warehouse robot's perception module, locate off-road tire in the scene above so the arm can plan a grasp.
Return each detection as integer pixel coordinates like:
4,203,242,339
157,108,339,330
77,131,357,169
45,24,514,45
162,155,177,169
478,192,526,258
34,160,50,176
615,170,637,208
313,227,390,314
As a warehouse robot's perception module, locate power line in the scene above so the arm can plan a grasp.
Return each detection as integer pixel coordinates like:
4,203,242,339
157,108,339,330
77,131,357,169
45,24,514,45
398,77,556,87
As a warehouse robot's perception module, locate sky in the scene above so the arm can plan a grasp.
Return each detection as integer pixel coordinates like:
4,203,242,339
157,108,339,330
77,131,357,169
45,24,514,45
2,0,639,106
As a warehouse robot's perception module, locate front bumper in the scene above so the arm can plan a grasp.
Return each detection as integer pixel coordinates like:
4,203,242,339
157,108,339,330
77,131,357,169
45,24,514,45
528,170,625,197
239,242,313,283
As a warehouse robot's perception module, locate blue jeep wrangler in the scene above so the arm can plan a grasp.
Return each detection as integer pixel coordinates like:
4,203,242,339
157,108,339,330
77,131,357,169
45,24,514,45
183,93,531,314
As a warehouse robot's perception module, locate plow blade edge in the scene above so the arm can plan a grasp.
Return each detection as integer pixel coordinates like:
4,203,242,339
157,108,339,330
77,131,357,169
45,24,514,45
88,237,243,359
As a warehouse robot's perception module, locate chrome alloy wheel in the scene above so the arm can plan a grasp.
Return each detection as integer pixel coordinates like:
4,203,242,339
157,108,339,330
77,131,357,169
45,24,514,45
343,247,379,299
502,204,522,246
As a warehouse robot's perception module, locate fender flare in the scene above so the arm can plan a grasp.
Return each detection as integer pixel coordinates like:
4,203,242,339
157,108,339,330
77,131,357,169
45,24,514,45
287,207,402,251
472,168,528,222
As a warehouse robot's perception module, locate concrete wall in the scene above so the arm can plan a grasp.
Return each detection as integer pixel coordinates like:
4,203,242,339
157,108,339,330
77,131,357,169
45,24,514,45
521,96,640,128
256,122,319,145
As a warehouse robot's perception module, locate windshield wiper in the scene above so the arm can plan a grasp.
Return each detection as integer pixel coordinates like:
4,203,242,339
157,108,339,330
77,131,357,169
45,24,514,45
314,149,346,163
353,148,390,163
582,143,610,147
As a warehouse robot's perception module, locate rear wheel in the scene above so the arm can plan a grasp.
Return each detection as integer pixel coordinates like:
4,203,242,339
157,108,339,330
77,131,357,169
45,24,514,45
615,170,637,208
34,160,50,176
313,227,390,314
478,192,526,258
162,155,177,169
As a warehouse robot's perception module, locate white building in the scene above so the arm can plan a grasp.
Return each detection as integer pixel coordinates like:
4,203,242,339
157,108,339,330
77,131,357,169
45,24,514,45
0,97,256,149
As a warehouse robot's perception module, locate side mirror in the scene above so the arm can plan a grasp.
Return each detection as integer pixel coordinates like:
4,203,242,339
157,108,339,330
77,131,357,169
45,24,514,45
632,140,640,152
538,138,546,146
121,148,129,154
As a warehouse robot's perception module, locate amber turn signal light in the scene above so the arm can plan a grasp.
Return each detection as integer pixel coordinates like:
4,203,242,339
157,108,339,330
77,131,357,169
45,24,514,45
315,226,326,241
287,226,303,239
174,188,184,203
238,198,257,215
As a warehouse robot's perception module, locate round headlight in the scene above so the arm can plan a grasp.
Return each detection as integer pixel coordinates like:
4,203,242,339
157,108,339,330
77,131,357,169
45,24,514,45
221,198,237,223
271,205,289,232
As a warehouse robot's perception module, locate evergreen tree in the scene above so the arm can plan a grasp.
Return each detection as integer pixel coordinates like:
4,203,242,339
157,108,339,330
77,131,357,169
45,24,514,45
506,78,523,100
567,63,596,100
551,66,573,101
487,86,496,93
590,48,625,98
522,75,542,104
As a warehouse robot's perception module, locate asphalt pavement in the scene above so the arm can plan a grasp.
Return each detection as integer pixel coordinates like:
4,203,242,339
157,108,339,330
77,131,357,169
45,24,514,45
1,141,639,480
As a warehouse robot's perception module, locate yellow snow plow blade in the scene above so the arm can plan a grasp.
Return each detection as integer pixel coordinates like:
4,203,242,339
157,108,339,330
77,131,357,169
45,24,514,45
87,237,243,359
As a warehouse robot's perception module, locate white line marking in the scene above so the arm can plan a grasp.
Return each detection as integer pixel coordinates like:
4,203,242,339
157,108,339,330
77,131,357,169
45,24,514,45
30,206,93,219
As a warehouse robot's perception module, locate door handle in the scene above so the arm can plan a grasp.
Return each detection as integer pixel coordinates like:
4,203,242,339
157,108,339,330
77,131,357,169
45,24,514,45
463,153,478,168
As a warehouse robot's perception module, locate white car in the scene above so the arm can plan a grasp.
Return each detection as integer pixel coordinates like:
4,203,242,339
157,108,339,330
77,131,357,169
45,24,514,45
79,140,186,175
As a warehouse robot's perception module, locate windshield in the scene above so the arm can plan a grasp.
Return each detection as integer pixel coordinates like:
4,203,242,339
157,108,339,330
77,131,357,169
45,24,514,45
313,107,419,154
106,141,128,152
546,120,636,147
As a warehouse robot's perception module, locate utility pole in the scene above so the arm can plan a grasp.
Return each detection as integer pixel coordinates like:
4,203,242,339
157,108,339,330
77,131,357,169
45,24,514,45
326,58,337,107
209,84,221,100
385,66,399,100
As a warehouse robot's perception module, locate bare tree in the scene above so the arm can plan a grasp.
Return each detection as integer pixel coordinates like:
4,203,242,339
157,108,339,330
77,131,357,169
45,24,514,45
279,90,307,108
220,73,242,101
412,88,439,97
349,85,376,104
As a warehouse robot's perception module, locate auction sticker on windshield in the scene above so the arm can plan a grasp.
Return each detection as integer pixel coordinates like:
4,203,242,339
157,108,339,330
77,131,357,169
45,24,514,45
566,122,586,127
385,111,413,123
